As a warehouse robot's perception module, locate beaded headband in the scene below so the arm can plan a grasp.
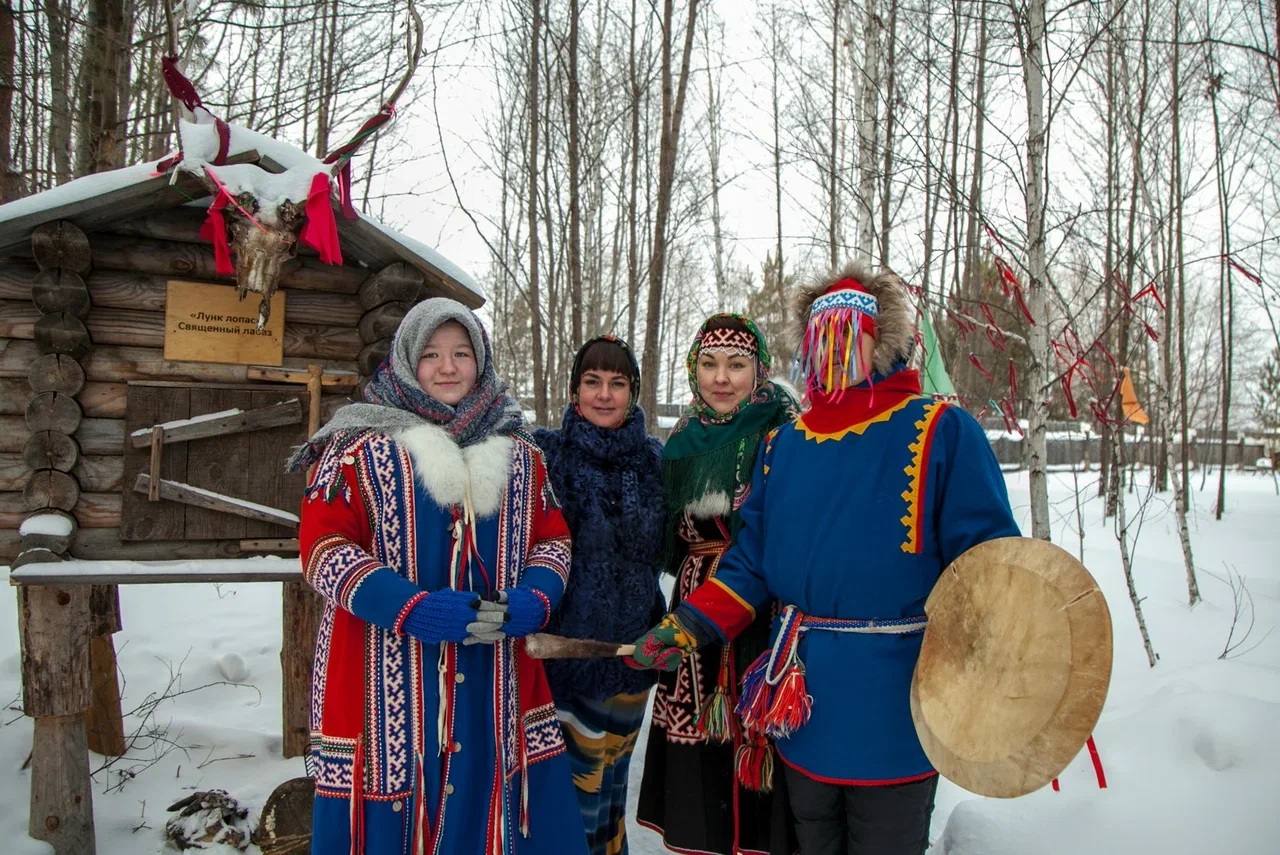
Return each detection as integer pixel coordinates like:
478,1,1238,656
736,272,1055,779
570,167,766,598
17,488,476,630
699,327,759,359
809,288,879,318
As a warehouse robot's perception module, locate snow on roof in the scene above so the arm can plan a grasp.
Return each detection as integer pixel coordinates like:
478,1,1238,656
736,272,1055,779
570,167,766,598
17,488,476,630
0,161,162,223
0,117,483,299
365,215,482,299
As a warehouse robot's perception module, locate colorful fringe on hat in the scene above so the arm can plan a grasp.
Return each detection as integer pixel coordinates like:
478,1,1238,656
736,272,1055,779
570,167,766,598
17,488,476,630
794,279,880,395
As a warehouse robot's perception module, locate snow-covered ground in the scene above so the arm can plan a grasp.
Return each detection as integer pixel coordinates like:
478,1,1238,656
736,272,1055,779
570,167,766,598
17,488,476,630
1,469,1277,854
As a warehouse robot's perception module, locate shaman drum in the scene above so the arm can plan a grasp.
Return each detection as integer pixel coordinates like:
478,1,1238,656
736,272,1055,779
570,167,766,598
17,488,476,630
909,536,1113,798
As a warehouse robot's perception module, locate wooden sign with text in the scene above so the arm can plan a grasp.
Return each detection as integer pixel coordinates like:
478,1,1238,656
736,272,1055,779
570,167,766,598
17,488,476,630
163,280,285,366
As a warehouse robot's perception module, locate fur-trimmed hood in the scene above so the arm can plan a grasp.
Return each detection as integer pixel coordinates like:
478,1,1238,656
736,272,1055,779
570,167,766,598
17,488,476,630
788,263,919,378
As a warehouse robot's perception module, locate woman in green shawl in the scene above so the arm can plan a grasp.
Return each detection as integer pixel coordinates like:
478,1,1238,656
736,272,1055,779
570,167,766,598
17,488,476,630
634,314,799,855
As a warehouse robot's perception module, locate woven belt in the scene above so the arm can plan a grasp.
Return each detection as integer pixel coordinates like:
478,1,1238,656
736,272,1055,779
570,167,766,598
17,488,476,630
799,612,929,635
736,605,928,740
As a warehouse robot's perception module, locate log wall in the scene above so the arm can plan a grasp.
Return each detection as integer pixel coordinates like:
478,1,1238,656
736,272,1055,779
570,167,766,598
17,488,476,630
0,217,378,558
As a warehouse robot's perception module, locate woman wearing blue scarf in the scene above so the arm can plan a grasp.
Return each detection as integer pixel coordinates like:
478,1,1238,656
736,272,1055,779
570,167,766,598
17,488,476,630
533,336,665,855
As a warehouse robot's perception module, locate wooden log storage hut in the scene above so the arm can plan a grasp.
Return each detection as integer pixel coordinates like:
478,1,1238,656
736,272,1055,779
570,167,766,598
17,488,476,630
0,121,484,854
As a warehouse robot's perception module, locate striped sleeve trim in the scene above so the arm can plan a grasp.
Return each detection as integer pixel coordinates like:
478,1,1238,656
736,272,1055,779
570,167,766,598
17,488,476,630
526,535,572,586
306,533,383,612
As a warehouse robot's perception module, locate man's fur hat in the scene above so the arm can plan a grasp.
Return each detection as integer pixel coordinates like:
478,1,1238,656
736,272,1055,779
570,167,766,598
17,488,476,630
787,263,919,380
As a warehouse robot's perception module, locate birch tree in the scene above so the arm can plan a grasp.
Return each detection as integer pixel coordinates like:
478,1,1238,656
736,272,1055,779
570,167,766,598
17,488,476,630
1013,0,1052,540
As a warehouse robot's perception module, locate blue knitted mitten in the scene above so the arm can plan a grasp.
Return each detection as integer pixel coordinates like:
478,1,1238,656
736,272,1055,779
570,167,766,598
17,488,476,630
493,587,551,639
400,589,482,644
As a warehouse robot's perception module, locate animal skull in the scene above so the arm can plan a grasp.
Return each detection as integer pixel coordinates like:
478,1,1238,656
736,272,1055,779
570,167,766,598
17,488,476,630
225,194,306,329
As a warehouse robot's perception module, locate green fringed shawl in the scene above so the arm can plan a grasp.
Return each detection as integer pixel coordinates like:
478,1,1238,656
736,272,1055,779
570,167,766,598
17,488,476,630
661,391,795,568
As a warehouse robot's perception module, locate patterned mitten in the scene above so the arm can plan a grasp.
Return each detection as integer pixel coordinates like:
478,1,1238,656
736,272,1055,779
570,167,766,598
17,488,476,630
626,612,700,671
400,589,483,644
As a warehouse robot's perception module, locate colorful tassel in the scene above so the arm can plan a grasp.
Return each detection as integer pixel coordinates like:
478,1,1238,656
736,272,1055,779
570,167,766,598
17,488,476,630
735,733,775,793
696,656,734,744
734,652,774,734
763,662,813,738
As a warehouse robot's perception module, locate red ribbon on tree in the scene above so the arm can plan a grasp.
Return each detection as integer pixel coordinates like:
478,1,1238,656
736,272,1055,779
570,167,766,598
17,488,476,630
993,256,1018,297
1223,254,1264,286
1060,368,1079,418
1000,398,1023,436
1132,281,1166,309
981,304,1008,351
982,220,1011,255
198,189,236,276
969,353,995,382
300,173,344,265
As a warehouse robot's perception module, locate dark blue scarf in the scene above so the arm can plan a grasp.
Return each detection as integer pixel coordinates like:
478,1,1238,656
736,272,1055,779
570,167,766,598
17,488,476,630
533,405,666,701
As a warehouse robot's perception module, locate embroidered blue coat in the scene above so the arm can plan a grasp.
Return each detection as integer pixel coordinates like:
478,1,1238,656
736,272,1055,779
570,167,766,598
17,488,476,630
684,384,1020,785
299,423,590,855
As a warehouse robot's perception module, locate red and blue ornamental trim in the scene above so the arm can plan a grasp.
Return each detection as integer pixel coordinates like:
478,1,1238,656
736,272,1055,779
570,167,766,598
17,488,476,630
683,577,756,640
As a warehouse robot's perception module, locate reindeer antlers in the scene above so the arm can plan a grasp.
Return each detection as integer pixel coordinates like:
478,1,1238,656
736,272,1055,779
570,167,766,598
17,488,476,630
321,0,424,219
323,0,424,176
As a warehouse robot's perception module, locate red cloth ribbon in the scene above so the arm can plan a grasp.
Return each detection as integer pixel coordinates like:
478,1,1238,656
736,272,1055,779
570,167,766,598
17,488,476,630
969,353,995,382
300,173,343,266
1052,735,1107,791
161,55,204,113
156,151,184,173
1132,281,1166,309
198,189,236,276
335,161,358,220
213,118,231,166
1223,254,1264,286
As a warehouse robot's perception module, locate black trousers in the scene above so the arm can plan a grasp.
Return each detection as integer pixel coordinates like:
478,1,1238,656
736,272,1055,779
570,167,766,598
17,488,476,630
783,765,938,855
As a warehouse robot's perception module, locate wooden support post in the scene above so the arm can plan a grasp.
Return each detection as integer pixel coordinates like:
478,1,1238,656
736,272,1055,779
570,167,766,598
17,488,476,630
84,635,125,758
18,581,95,855
281,580,322,759
306,364,323,437
148,426,163,501
30,714,97,854
84,583,124,758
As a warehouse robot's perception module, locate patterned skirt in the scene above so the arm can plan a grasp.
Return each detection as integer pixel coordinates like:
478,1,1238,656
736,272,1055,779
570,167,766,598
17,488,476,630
556,691,651,855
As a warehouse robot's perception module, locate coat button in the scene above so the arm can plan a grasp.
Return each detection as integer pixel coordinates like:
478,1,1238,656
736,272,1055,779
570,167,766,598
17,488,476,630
444,784,455,796
454,672,465,684
452,741,462,753
392,800,403,812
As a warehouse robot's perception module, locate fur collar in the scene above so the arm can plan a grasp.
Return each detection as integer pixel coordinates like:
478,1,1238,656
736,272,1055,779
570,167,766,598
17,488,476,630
685,491,732,519
788,262,919,377
394,423,513,518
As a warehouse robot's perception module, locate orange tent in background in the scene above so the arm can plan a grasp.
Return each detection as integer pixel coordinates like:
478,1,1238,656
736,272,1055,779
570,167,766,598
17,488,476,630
1120,368,1149,424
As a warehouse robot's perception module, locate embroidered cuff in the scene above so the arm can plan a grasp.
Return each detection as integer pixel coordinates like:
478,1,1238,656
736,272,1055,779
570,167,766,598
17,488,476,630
393,591,431,636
